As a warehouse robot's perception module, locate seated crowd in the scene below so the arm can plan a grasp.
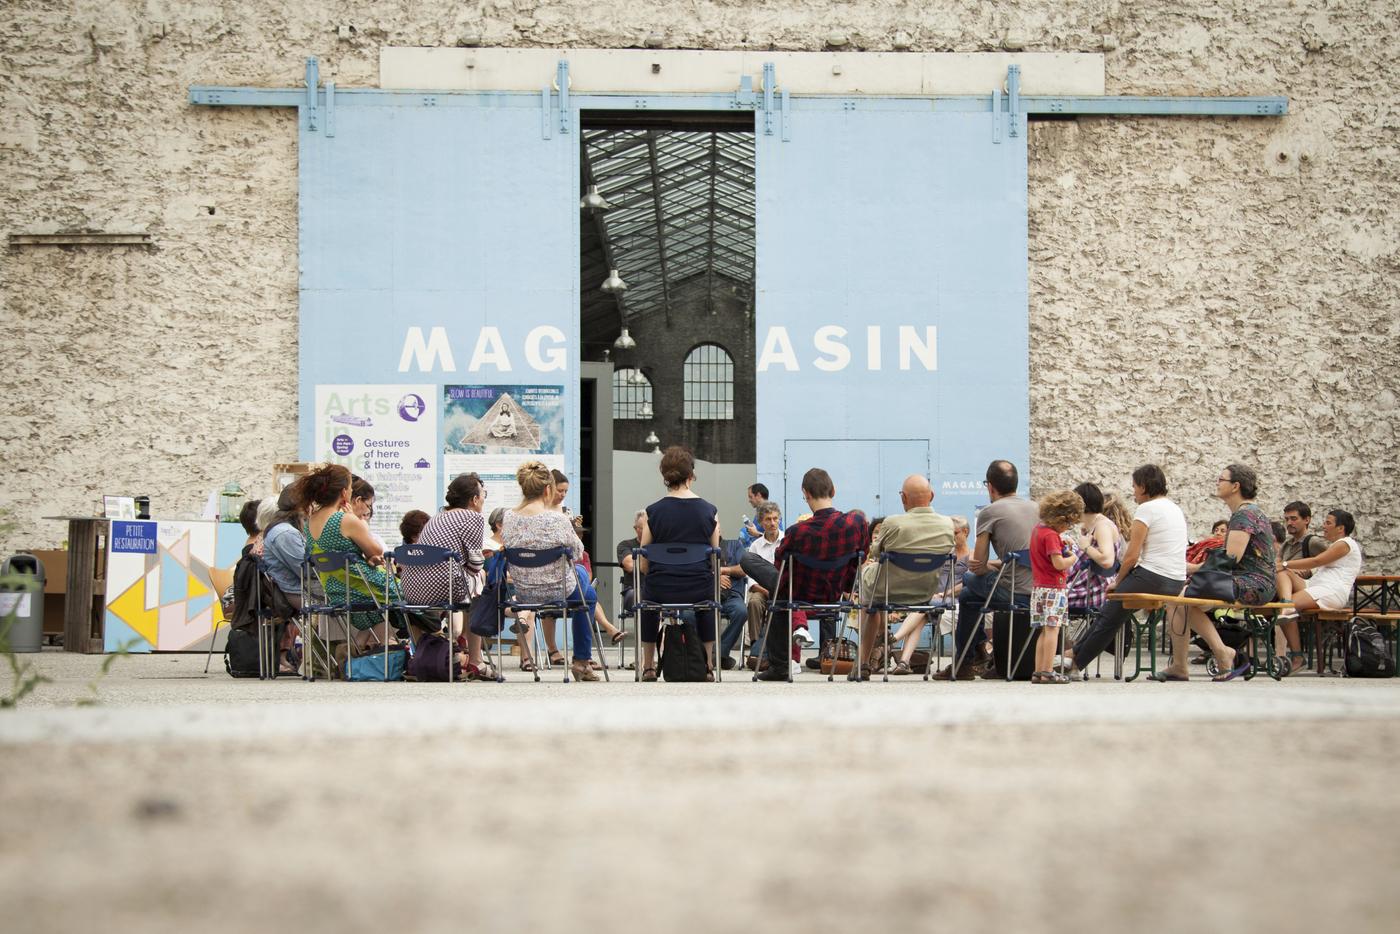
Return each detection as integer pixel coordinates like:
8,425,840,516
225,448,1370,684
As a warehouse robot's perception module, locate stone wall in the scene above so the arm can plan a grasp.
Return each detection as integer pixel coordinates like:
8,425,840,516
2,2,1396,562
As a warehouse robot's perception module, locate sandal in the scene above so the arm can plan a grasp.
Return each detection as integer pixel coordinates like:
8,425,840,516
465,662,498,682
520,657,536,673
1285,651,1308,676
890,660,913,676
1031,670,1070,684
548,652,566,667
641,667,658,682
1212,650,1250,682
570,660,600,682
610,629,631,644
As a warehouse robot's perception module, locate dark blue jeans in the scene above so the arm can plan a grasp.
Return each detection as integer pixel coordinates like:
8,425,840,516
953,570,1029,665
718,589,751,658
567,566,596,661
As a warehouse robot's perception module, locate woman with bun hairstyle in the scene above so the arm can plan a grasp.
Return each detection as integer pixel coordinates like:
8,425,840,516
637,446,721,682
293,463,400,652
402,472,498,680
501,460,598,682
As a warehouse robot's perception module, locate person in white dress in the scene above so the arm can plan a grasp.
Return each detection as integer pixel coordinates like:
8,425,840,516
1276,508,1363,675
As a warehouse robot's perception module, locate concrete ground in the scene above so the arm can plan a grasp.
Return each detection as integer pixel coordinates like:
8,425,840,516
3,648,1400,933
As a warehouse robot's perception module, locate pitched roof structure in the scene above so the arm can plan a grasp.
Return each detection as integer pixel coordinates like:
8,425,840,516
580,127,755,353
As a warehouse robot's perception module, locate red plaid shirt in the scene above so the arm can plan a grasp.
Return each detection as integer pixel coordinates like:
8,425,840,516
773,508,869,604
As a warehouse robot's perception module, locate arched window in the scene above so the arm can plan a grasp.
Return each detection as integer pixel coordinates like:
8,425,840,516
683,343,734,420
612,367,653,420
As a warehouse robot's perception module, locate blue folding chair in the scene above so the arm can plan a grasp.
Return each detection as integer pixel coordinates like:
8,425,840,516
631,543,722,682
387,544,464,683
501,546,599,684
752,550,864,684
853,549,957,683
303,551,392,682
951,548,1031,682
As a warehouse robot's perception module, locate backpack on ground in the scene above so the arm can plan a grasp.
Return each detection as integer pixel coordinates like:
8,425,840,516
1346,618,1395,678
659,616,708,682
224,626,261,678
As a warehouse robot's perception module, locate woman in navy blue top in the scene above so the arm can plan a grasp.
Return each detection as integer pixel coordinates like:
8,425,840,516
638,446,720,681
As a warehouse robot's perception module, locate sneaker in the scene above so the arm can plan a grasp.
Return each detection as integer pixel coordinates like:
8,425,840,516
720,655,737,671
790,658,803,677
792,626,815,648
805,657,823,671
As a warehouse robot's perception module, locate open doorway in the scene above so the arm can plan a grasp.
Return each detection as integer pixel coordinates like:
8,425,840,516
577,110,758,563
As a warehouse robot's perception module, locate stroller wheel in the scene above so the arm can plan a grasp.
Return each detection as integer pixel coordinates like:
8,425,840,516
1205,657,1221,677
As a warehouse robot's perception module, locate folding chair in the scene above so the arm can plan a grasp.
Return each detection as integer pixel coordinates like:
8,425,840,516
501,546,601,684
387,543,464,684
853,550,956,683
751,550,864,684
303,551,392,681
253,558,301,680
631,543,722,682
950,548,1031,682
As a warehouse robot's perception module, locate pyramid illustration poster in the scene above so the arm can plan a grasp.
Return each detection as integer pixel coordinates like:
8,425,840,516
442,385,565,492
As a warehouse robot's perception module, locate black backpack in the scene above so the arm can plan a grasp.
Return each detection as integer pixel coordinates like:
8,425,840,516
1346,619,1395,678
224,626,261,678
659,617,708,682
228,552,299,632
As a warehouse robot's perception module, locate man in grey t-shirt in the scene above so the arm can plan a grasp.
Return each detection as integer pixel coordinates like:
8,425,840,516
933,459,1039,680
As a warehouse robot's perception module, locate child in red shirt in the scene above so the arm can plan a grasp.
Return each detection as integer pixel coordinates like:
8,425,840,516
1030,490,1085,684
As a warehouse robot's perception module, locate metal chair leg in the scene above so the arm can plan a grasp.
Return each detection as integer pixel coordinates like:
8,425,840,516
882,613,891,683
592,607,610,683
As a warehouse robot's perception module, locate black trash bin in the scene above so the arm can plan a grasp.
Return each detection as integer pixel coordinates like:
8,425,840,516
0,554,45,653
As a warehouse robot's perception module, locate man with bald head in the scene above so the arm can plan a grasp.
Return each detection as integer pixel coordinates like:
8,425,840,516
853,475,956,675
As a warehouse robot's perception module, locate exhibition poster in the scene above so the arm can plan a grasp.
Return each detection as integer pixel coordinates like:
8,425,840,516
442,385,565,498
314,385,437,542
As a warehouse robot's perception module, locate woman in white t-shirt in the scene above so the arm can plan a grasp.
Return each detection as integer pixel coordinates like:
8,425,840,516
1066,464,1190,676
1275,509,1363,675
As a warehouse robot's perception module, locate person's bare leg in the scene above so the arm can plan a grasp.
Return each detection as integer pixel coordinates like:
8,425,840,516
641,642,657,673
1034,625,1057,674
595,603,622,638
541,616,560,660
516,613,535,665
893,612,926,664
704,641,715,672
1185,606,1238,672
857,609,878,666
1163,606,1193,677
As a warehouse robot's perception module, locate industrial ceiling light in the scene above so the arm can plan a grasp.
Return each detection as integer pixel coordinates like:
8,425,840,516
613,326,637,350
644,431,660,445
638,402,653,418
629,368,649,384
580,184,613,211
600,268,628,293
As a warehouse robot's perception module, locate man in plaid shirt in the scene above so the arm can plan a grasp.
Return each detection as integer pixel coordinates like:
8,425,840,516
744,467,868,681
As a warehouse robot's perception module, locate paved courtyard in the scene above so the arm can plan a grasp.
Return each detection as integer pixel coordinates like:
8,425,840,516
3,650,1400,933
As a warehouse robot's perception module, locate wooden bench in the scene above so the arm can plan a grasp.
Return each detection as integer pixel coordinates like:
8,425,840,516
1107,593,1293,681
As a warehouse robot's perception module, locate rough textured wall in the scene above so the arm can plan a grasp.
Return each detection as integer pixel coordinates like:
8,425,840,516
2,2,1396,562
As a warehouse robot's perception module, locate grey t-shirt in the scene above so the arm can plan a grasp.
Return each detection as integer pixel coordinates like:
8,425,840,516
975,496,1040,596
